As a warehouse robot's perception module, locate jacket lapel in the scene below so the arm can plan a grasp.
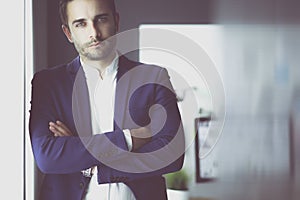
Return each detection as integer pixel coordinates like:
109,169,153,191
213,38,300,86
67,57,93,136
114,56,137,130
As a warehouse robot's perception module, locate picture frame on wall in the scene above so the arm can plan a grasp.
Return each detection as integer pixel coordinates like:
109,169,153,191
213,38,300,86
195,116,218,183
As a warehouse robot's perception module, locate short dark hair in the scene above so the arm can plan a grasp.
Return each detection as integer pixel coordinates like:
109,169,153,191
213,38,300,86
59,0,117,26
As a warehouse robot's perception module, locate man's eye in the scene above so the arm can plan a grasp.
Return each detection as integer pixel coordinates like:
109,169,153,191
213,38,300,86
75,22,86,28
96,17,108,23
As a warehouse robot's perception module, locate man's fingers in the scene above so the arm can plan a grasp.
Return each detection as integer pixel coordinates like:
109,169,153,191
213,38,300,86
49,124,63,137
130,127,152,139
56,121,72,136
49,121,72,136
130,127,152,151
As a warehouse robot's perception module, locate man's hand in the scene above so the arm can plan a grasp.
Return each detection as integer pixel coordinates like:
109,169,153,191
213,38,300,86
49,121,73,137
130,127,152,151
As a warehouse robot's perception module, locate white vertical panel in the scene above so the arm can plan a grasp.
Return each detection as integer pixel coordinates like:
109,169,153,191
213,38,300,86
25,0,34,199
0,0,24,199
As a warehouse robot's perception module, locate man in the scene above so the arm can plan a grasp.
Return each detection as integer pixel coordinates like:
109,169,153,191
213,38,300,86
29,0,185,199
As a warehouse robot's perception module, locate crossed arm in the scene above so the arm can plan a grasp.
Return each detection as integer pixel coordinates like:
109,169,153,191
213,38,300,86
29,68,185,181
49,120,151,151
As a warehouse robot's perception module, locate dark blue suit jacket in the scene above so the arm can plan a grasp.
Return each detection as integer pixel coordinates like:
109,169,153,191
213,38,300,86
29,56,185,200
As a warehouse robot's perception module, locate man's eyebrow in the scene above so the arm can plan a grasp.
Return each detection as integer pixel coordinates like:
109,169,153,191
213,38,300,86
71,14,110,25
72,18,86,25
94,13,110,19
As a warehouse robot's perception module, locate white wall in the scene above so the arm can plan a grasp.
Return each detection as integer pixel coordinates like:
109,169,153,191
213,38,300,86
0,1,35,199
0,1,25,199
140,25,224,184
140,24,300,200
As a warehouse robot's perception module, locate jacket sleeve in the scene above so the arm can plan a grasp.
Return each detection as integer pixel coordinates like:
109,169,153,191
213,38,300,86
29,71,129,174
97,67,185,183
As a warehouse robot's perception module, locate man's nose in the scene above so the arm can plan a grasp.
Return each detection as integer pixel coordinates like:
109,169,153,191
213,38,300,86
89,23,101,40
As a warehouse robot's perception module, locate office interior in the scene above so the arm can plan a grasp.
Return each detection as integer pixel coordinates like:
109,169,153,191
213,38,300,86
1,0,299,199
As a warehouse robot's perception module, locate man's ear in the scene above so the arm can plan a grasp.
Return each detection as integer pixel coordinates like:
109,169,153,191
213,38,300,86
62,25,73,43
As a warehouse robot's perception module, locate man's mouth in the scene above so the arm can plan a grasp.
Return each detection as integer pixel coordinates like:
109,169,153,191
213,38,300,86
89,41,101,47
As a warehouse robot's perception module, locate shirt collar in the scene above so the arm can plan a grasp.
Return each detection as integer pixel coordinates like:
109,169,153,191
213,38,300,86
80,53,119,79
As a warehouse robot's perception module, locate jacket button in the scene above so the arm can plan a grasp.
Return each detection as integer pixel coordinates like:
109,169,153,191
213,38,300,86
79,182,84,189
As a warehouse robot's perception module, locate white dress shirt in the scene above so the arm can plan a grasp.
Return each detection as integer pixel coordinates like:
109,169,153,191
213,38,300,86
81,55,136,200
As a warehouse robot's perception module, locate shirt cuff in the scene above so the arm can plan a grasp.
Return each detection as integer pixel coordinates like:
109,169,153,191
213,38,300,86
123,129,133,151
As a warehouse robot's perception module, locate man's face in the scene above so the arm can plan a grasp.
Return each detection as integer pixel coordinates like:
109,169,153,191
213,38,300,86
63,0,119,61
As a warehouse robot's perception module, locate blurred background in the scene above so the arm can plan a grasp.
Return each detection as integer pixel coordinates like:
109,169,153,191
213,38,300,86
1,0,297,199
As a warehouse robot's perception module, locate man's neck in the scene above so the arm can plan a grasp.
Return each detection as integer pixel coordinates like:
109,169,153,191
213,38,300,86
81,51,117,73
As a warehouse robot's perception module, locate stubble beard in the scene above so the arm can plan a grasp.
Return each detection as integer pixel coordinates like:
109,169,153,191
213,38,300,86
74,37,117,61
